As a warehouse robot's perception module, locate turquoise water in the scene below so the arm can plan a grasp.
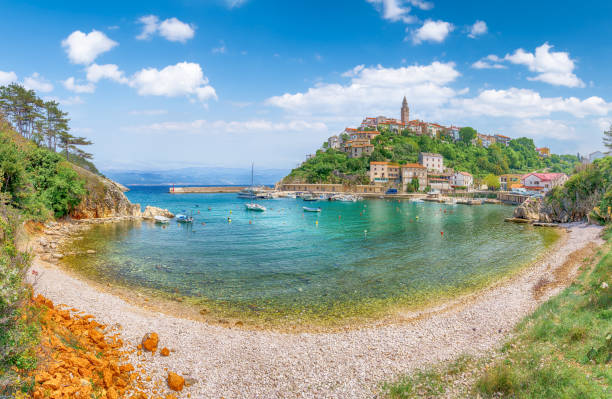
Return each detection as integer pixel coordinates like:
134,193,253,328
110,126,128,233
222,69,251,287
62,186,559,324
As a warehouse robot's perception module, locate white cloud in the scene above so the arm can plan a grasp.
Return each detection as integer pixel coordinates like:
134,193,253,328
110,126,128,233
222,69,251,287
513,118,576,140
136,15,195,43
123,119,327,134
159,18,195,42
468,20,487,38
472,54,506,69
63,77,95,93
136,15,159,40
0,70,17,85
62,30,118,65
129,62,217,103
44,95,84,106
129,109,168,116
411,19,454,44
226,0,248,8
366,0,420,24
86,63,128,84
267,62,460,118
451,88,612,118
23,73,53,92
212,41,227,54
505,43,584,88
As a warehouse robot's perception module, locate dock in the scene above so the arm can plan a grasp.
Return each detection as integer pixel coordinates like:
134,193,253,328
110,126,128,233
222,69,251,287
497,191,530,204
169,186,249,194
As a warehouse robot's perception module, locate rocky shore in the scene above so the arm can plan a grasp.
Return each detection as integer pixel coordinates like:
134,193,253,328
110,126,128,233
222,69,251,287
27,222,603,398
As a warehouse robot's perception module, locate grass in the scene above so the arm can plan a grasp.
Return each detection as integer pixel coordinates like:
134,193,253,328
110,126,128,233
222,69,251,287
382,227,612,398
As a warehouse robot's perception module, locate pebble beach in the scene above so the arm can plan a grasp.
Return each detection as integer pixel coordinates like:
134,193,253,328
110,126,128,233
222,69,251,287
28,222,603,398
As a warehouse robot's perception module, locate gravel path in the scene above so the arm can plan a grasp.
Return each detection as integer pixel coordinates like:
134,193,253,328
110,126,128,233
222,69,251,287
29,223,602,399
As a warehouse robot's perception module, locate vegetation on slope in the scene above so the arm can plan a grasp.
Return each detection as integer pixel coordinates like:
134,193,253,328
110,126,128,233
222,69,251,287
546,157,612,223
286,129,580,184
0,84,97,395
0,205,39,395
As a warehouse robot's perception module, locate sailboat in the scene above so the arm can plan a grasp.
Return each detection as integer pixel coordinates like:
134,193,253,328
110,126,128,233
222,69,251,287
245,163,266,212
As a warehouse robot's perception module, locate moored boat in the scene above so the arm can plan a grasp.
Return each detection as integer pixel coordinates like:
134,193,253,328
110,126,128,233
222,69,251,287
176,214,194,223
154,215,170,224
303,206,321,212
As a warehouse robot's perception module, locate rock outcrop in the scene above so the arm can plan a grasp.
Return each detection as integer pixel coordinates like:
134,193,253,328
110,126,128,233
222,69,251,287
142,206,174,220
513,196,591,223
69,165,141,219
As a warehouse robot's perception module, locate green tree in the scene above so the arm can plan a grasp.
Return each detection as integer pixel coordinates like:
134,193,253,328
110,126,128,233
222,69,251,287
604,124,612,150
484,174,500,190
459,127,477,144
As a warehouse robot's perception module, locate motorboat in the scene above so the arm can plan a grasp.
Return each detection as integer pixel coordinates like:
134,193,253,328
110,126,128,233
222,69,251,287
303,206,321,212
246,203,266,211
176,214,194,223
154,215,170,224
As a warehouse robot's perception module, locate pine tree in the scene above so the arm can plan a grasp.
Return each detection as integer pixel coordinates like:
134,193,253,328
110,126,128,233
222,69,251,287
604,124,612,150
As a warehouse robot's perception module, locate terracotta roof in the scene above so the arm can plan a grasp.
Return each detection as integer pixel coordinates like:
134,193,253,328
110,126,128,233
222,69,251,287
402,163,426,169
458,171,472,176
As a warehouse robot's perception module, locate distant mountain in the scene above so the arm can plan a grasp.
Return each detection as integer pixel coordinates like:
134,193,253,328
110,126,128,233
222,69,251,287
102,167,290,186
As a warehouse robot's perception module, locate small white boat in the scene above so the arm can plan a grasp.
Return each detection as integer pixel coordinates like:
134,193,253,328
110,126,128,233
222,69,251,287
245,203,266,211
154,215,170,224
303,206,321,212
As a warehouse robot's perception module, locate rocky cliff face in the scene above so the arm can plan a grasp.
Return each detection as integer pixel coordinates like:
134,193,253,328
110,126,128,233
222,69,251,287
69,165,140,219
513,194,599,223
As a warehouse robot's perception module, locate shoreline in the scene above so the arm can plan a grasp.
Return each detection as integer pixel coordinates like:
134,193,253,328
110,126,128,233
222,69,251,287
26,220,604,398
36,215,560,333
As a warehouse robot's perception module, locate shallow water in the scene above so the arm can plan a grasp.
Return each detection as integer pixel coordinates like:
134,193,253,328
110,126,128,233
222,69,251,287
61,187,559,324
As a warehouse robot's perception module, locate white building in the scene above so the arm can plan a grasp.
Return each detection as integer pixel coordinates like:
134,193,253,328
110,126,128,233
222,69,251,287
418,152,444,173
521,173,568,193
327,135,341,150
589,151,612,163
450,171,473,189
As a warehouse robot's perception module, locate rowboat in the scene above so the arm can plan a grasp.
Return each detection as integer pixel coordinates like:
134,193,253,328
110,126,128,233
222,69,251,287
303,206,321,212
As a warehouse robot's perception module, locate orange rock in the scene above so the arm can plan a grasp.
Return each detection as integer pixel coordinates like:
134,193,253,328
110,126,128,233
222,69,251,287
119,363,134,373
167,372,185,391
103,368,114,388
160,347,170,356
141,332,159,353
107,387,119,399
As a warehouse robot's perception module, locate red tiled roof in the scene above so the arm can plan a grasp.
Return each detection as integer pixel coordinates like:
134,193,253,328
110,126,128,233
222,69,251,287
523,173,566,181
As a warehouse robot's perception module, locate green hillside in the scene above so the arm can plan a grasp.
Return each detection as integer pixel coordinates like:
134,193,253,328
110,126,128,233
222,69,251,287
285,129,580,184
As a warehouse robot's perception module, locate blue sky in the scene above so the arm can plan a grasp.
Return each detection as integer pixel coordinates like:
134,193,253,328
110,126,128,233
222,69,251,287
1,0,612,171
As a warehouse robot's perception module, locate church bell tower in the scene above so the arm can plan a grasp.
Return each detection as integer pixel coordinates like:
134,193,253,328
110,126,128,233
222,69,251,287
401,96,409,124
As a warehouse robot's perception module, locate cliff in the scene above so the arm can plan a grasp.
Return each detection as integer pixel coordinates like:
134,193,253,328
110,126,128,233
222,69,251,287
69,165,141,219
513,193,602,224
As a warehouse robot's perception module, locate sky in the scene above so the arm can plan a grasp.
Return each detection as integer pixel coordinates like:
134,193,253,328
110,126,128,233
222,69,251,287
1,0,612,171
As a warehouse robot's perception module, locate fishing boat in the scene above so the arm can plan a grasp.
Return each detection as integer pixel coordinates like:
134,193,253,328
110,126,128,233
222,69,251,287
245,163,267,211
303,206,321,212
302,193,318,201
154,215,170,224
176,214,194,223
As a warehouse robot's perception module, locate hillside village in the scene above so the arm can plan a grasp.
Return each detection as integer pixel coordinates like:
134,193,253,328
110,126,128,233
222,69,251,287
287,97,589,194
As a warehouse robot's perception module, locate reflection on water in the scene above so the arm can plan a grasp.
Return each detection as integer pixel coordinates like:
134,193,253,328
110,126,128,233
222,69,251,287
61,187,559,323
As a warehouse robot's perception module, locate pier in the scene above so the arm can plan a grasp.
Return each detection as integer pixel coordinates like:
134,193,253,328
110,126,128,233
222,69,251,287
169,186,250,194
497,191,530,204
